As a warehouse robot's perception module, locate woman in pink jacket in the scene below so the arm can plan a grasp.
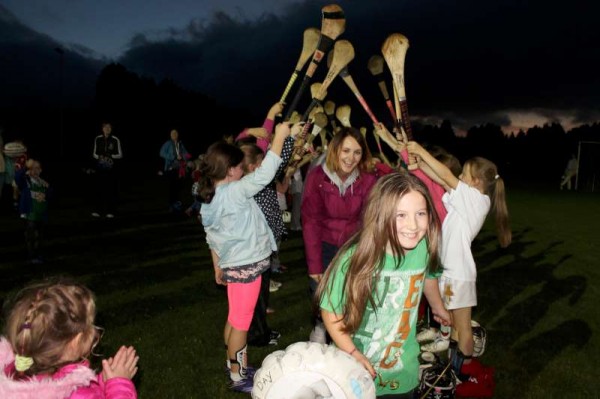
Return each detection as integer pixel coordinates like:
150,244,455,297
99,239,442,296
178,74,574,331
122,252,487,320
0,279,138,399
301,127,377,343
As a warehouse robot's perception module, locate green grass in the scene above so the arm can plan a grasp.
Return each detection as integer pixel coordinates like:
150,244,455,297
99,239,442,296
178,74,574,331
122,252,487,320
1,172,599,398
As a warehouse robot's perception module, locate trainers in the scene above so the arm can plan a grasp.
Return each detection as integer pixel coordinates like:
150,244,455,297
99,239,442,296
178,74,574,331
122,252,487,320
416,327,439,343
228,376,254,393
269,280,280,292
271,279,282,288
106,213,114,218
91,212,101,217
309,322,327,344
421,337,450,353
269,330,281,345
224,365,256,378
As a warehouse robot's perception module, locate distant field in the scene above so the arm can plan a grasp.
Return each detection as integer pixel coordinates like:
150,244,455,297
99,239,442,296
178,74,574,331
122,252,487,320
0,170,598,398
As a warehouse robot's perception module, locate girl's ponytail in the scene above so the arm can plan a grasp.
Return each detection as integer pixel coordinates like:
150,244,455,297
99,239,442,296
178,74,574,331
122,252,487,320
468,157,512,248
491,175,511,248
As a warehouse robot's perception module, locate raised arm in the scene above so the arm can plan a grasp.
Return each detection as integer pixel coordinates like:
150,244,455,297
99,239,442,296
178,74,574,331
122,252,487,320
407,141,459,190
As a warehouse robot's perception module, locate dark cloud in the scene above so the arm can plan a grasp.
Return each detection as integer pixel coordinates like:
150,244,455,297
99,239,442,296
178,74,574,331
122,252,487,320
114,0,600,128
1,0,599,131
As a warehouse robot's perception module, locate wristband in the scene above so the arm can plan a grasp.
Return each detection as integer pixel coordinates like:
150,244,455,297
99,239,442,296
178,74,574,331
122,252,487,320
348,347,357,356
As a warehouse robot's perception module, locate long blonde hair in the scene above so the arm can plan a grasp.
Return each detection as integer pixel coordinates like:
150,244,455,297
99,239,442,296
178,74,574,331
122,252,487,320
4,279,98,376
316,173,441,333
466,156,512,247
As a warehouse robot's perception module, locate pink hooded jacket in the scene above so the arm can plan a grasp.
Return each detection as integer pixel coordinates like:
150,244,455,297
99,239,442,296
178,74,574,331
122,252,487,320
301,165,377,275
0,337,137,399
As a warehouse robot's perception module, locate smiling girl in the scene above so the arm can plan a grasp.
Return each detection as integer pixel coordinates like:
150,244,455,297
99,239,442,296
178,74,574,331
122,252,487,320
301,127,377,343
317,173,451,398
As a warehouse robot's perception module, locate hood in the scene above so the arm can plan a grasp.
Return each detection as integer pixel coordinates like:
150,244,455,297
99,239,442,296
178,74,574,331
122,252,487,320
322,164,360,196
0,337,96,399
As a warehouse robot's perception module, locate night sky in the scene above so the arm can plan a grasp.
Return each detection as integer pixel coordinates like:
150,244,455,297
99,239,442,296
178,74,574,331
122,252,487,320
1,0,599,135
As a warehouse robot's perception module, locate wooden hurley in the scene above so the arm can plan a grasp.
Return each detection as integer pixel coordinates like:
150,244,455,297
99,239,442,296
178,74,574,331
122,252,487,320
382,33,417,169
286,112,328,176
367,55,397,122
324,100,337,131
381,33,412,143
284,4,346,120
336,104,352,127
327,49,380,126
372,131,394,167
301,39,355,121
288,111,301,125
279,28,320,104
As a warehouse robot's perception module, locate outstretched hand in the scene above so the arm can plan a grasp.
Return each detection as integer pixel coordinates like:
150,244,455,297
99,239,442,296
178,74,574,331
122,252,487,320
102,346,139,381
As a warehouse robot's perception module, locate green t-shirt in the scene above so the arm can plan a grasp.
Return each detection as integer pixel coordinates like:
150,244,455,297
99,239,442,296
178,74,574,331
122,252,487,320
320,239,431,396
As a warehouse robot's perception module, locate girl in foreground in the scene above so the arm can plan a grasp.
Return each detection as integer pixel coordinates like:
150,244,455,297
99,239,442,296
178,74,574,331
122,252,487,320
317,173,451,398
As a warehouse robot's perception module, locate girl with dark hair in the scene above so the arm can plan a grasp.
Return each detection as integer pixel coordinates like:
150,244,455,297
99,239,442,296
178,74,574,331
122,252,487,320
199,122,291,393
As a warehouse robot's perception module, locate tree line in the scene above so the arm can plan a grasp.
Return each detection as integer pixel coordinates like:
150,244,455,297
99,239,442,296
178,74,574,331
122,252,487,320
1,63,598,190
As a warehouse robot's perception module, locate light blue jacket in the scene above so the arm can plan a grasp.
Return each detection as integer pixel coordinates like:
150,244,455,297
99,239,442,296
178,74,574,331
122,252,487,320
201,151,282,268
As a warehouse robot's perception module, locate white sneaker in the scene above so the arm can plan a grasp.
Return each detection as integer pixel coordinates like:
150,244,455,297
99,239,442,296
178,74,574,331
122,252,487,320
91,212,101,217
416,328,439,343
309,322,327,344
269,280,279,292
420,337,450,353
106,213,114,218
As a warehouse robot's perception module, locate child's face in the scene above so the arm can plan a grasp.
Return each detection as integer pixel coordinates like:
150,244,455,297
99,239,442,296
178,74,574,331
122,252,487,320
392,190,429,251
29,162,42,177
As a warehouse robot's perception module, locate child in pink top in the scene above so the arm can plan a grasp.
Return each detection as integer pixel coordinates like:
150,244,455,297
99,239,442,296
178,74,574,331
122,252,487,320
0,279,138,399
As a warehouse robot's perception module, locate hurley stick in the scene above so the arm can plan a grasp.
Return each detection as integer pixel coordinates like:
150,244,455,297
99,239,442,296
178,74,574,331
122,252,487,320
301,39,354,122
327,49,380,126
284,4,346,120
286,112,328,176
382,33,417,169
368,55,397,122
382,33,412,142
336,104,352,127
279,28,320,104
324,100,337,131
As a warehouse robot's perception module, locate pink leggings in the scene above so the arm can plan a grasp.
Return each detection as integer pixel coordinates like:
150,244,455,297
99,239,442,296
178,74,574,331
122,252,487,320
227,276,262,331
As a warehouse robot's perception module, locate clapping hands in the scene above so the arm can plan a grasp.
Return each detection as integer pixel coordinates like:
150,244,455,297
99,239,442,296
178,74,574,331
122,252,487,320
102,346,139,381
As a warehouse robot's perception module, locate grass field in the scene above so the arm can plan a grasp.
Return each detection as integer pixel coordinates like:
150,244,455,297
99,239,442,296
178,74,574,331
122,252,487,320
0,167,599,398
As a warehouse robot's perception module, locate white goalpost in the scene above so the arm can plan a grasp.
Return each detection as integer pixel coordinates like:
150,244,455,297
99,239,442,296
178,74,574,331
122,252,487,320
575,141,600,191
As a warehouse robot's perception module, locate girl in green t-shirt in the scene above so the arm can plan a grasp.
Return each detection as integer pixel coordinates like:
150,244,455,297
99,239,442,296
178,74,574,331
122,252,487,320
317,172,452,398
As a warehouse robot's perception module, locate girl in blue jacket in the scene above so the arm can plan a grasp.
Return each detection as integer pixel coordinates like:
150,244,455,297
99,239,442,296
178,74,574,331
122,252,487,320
199,122,291,393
